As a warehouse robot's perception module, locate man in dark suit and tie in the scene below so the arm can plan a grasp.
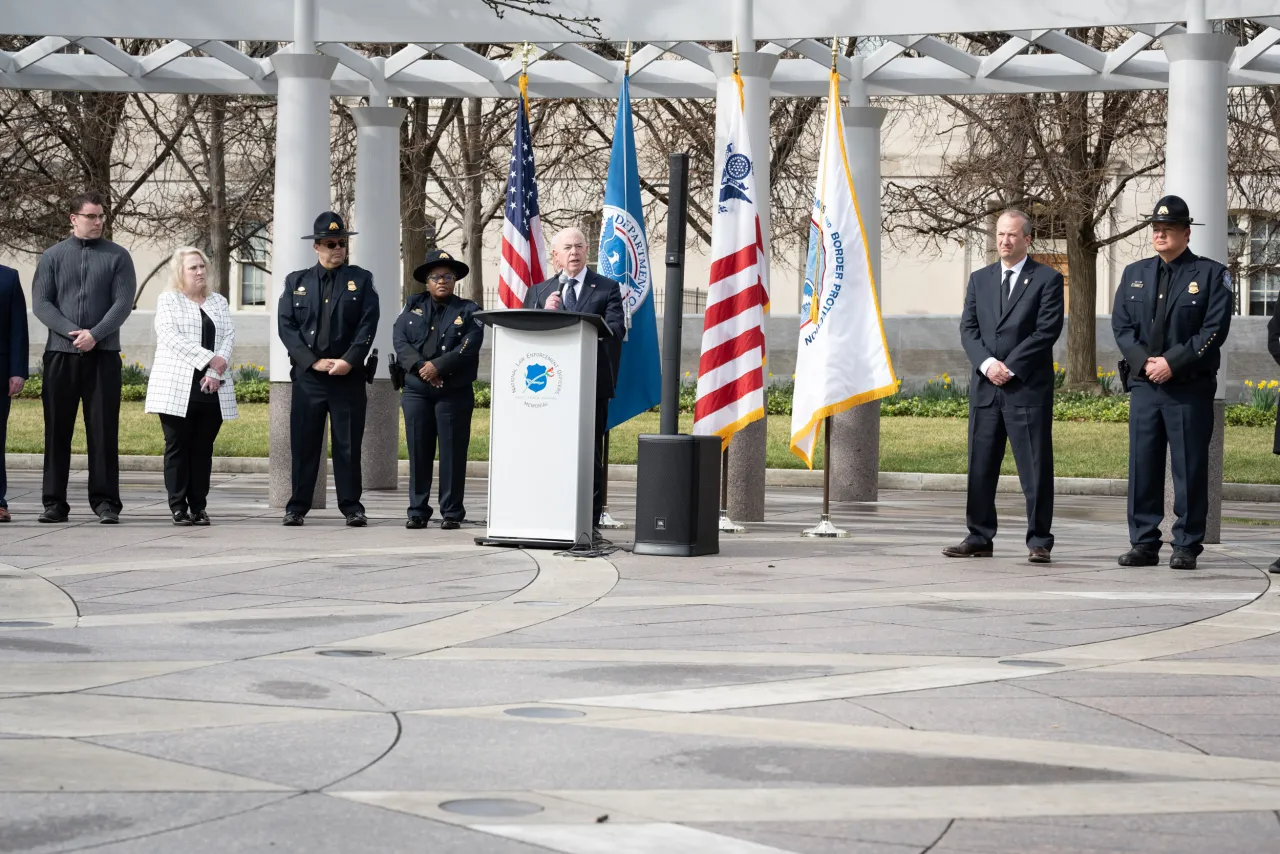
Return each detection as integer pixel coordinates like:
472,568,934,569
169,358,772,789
524,226,625,536
0,263,29,523
1112,195,1231,570
945,209,1065,563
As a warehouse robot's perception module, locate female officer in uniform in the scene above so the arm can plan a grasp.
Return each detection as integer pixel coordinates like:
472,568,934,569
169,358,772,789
393,250,483,530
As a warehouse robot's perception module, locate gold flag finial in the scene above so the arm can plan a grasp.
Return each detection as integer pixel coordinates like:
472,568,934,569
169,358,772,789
521,42,530,75
624,40,632,76
831,36,840,72
732,36,740,74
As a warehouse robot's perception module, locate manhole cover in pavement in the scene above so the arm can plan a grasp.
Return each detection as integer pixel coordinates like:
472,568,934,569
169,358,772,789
998,659,1064,668
439,798,544,817
316,649,384,658
0,621,53,628
503,707,586,719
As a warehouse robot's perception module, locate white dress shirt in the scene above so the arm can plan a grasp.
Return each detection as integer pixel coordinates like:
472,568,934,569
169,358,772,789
980,255,1029,379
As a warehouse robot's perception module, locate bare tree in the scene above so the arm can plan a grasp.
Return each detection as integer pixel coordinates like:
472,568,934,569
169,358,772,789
884,29,1169,390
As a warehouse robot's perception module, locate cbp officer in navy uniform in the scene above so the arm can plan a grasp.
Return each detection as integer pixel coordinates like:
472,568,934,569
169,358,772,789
1112,196,1231,570
393,249,482,530
277,212,380,527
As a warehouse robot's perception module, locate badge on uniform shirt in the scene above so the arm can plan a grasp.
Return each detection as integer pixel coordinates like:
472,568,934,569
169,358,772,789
453,316,463,325
1188,282,1200,295
1130,281,1143,288
411,306,423,315
347,281,357,291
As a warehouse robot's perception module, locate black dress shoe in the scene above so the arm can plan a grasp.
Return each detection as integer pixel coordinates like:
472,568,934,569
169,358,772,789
38,508,68,524
190,510,210,526
1028,547,1051,564
1117,546,1160,567
1169,547,1198,571
942,541,993,558
97,508,120,525
346,512,368,527
440,519,461,530
405,516,426,529
172,510,192,526
282,512,305,527
1269,557,1280,574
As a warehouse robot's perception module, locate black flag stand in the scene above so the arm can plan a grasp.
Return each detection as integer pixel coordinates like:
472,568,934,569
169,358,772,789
597,430,625,530
718,446,746,533
801,416,850,538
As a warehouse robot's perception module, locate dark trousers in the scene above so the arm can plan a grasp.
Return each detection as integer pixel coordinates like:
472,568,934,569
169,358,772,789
289,368,366,516
592,392,609,527
159,402,223,514
0,393,9,508
42,350,122,515
1128,380,1215,554
402,381,473,521
965,398,1055,550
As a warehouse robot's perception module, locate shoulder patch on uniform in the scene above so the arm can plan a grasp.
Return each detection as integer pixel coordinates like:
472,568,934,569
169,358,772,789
1224,271,1234,291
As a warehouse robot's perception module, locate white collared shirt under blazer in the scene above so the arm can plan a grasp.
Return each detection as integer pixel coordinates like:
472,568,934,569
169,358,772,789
145,291,238,420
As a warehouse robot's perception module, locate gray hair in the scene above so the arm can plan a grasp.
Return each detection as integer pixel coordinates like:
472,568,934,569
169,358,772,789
998,209,1033,237
551,226,587,249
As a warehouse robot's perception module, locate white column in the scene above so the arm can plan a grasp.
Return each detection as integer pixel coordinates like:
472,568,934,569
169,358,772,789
352,104,408,491
830,57,889,502
267,51,338,509
708,50,777,523
1161,25,1235,544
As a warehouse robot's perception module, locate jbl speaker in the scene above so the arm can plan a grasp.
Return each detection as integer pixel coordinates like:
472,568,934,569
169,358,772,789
632,434,720,556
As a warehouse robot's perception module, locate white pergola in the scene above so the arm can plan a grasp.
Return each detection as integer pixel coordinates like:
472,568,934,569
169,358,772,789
1,0,1265,528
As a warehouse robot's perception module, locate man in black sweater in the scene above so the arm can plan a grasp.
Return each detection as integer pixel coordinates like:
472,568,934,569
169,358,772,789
31,192,136,524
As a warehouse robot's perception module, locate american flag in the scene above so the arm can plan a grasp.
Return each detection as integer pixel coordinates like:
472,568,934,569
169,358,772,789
693,74,769,446
497,90,547,308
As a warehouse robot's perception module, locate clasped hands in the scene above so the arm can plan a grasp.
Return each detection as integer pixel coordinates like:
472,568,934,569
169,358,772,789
1142,356,1172,384
984,360,1013,386
310,358,353,376
201,355,229,394
69,329,96,351
418,361,444,388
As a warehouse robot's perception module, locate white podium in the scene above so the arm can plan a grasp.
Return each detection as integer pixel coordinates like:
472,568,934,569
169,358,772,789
475,309,611,548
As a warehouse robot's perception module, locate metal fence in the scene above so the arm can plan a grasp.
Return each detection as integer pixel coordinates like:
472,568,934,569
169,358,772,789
479,287,706,314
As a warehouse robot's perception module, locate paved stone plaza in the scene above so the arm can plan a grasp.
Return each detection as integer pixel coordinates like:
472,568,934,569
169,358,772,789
1,469,1279,853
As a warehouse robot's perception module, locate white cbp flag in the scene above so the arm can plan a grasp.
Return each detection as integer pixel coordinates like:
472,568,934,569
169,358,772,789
789,70,898,469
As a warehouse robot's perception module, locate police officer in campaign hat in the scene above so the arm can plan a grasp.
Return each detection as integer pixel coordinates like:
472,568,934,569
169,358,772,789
1112,195,1231,570
393,249,483,530
278,211,380,527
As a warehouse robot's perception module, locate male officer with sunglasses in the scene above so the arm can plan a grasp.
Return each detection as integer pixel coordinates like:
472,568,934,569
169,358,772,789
1112,195,1231,570
277,212,380,527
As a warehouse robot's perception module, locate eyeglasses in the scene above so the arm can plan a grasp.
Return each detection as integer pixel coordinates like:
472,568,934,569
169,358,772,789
427,274,457,284
74,212,106,221
320,240,347,249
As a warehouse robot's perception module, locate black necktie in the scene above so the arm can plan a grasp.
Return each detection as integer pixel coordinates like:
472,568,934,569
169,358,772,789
1149,261,1172,355
1000,269,1012,314
563,278,578,312
424,300,444,357
316,269,334,354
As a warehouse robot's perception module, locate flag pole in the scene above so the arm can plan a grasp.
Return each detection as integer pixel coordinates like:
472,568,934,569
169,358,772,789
718,446,745,533
802,416,850,538
598,430,624,529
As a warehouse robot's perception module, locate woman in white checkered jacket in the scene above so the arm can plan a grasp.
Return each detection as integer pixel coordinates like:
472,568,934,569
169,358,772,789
145,247,238,525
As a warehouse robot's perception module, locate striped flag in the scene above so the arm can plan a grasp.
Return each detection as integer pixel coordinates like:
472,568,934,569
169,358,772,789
497,81,547,309
789,69,897,468
693,71,769,447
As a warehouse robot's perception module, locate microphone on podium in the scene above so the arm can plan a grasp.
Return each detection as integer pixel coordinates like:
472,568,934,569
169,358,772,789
556,271,569,310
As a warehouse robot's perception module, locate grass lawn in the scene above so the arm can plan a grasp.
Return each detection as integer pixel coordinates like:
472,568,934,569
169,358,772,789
6,400,1279,483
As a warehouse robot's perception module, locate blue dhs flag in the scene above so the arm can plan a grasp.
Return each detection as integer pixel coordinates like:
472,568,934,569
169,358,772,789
600,75,661,429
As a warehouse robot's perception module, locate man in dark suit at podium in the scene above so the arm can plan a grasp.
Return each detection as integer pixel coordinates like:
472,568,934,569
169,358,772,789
944,209,1064,564
525,226,625,536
